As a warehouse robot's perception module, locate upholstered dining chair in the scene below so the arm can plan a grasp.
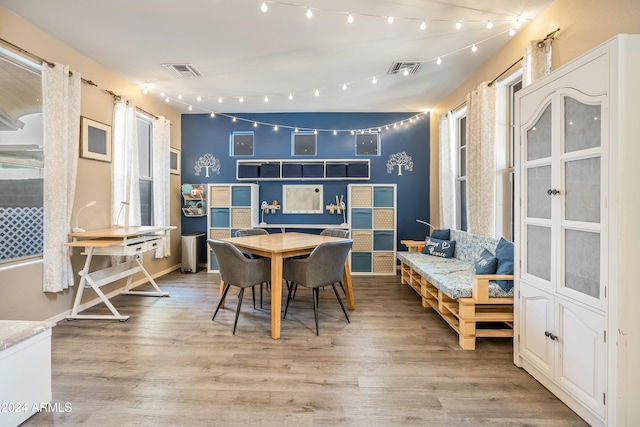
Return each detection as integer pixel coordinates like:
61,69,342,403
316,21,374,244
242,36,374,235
282,240,353,335
235,228,269,307
207,239,271,335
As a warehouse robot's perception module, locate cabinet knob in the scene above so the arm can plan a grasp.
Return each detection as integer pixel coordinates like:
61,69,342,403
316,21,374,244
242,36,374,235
547,189,560,195
545,331,558,341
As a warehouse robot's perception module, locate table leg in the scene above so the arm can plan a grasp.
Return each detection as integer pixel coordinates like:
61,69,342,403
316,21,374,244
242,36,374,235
342,257,355,309
218,280,226,309
270,254,283,339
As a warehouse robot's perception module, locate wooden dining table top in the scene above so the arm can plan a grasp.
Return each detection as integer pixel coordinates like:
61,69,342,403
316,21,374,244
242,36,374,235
220,232,350,257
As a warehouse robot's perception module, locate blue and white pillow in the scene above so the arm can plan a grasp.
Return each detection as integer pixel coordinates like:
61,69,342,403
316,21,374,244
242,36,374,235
474,249,498,274
422,237,456,258
495,238,515,292
430,228,450,240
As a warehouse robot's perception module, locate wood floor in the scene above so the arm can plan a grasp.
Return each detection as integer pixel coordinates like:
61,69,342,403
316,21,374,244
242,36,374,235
24,271,587,427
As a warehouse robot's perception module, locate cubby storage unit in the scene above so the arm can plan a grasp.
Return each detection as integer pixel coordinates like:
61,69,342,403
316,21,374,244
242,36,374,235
347,184,396,275
236,159,370,180
207,184,259,272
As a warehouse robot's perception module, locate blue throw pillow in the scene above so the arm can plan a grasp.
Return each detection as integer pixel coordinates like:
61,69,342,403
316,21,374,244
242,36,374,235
474,249,498,274
422,237,455,258
430,228,450,240
495,238,514,292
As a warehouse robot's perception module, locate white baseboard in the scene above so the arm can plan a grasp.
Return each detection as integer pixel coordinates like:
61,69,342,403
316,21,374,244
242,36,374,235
45,264,181,324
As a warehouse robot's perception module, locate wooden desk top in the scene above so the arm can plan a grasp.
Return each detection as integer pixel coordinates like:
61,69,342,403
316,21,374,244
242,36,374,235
69,226,174,239
221,232,349,255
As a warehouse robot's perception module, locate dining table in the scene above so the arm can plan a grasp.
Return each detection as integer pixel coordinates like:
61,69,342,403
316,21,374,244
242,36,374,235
219,232,354,339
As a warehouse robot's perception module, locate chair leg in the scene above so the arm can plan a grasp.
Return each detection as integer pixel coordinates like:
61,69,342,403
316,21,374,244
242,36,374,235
313,287,320,336
339,282,346,295
284,282,293,319
292,283,298,300
213,283,232,320
233,288,245,335
260,283,263,309
251,286,256,309
331,283,350,323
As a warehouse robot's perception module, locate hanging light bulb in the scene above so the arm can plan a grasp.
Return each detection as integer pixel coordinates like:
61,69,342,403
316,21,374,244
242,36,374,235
239,96,244,103
210,112,215,118
261,2,268,13
314,129,318,134
420,20,427,30
372,76,377,84
515,17,522,28
165,97,170,103
288,93,293,100
347,13,354,24
385,125,390,130
471,44,478,52
378,127,382,132
342,83,348,90
455,21,462,30
509,27,516,36
294,128,299,132
197,95,202,101
314,89,320,96
350,130,355,135
160,91,165,97
178,94,183,100
333,130,337,135
387,16,394,24
306,8,313,19
218,97,223,103
264,95,269,103
254,122,258,128
436,57,442,65
274,125,279,131
188,105,193,111
232,117,237,122
486,21,494,29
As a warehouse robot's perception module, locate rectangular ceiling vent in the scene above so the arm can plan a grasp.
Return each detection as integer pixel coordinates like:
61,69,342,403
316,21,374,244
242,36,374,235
387,61,423,75
161,63,203,78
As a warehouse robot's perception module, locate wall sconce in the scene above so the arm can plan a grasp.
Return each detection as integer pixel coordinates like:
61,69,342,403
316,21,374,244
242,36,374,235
73,200,97,232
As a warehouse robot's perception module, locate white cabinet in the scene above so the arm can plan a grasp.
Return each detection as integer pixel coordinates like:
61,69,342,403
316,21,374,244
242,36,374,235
514,35,640,426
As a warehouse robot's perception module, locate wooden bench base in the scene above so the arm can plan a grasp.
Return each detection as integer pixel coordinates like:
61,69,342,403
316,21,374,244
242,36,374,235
400,261,513,350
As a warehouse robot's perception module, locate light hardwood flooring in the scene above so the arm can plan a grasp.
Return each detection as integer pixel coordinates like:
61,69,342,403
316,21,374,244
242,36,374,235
25,271,587,426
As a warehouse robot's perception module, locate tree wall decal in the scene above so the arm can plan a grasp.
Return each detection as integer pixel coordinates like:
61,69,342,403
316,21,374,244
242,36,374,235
194,153,221,177
387,151,414,175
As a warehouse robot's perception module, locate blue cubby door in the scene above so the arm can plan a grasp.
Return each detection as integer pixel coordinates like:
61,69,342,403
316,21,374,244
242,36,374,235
211,208,230,227
351,252,372,272
373,230,394,251
351,208,372,229
232,186,252,206
373,186,394,207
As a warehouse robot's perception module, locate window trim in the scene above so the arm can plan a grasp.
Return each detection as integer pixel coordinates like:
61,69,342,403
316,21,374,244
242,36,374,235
137,113,154,226
453,106,468,231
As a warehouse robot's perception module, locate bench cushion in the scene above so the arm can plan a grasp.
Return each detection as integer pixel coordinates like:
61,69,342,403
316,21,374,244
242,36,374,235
0,320,55,352
397,251,513,299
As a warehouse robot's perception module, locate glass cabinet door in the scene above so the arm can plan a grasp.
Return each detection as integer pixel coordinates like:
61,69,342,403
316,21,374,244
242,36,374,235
522,103,553,286
560,95,605,306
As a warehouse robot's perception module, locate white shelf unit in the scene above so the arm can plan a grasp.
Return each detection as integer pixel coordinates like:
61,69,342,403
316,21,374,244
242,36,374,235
207,183,259,272
236,159,370,181
347,184,396,275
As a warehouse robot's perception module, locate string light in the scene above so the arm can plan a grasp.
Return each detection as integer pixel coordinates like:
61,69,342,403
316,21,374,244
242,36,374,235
165,97,170,103
254,121,258,127
232,117,236,122
264,95,269,103
288,93,293,100
455,21,462,30
509,28,516,36
372,76,377,84
197,96,202,101
261,2,268,13
306,8,313,19
471,44,478,52
274,125,279,131
486,21,494,29
420,21,426,30
342,83,348,90
347,13,354,24
178,94,183,100
239,96,244,103
210,112,215,118
314,89,320,96
387,16,394,24
436,57,442,65
515,17,522,28
218,97,223,103
188,105,193,111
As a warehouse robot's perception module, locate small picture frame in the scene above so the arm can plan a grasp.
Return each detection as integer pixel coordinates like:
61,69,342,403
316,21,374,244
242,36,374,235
80,117,112,162
170,147,181,175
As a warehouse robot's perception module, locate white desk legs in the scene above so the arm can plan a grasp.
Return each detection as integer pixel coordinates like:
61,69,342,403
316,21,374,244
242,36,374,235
121,256,170,297
66,247,130,321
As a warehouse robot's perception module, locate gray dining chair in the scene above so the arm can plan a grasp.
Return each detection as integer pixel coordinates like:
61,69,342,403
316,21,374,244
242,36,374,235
235,228,269,308
282,240,353,335
208,239,271,335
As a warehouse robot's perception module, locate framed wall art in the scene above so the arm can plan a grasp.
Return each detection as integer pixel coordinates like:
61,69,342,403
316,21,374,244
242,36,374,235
80,117,112,162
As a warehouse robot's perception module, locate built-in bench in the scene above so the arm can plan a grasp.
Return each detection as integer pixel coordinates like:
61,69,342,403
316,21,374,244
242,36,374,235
397,229,514,350
0,320,55,427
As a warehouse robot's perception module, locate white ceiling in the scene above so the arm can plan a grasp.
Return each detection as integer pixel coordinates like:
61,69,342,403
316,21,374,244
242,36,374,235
0,0,553,115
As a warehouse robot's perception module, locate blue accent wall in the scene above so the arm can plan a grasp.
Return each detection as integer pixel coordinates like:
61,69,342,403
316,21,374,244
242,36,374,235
181,112,431,254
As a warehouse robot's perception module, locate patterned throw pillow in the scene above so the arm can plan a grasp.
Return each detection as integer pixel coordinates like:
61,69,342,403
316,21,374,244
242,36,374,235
430,228,450,240
474,249,498,274
495,237,515,292
422,237,456,258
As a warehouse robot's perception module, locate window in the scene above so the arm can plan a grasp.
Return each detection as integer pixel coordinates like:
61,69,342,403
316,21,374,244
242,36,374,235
355,132,380,156
0,47,44,263
291,132,316,156
455,109,468,231
137,114,153,226
231,131,254,156
508,80,523,240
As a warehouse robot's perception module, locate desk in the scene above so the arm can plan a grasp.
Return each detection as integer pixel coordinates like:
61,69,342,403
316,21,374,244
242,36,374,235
65,226,174,321
220,232,354,339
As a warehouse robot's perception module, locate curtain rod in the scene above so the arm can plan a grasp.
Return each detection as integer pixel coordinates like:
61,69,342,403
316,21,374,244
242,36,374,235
0,36,159,118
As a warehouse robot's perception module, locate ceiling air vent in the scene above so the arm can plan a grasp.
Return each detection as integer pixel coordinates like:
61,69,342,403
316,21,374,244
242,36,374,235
387,61,423,75
161,63,203,78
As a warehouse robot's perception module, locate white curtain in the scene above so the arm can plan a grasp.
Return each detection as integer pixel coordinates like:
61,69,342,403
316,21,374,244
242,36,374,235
438,111,456,229
42,63,81,293
152,116,171,258
522,39,552,88
111,99,141,227
466,82,497,237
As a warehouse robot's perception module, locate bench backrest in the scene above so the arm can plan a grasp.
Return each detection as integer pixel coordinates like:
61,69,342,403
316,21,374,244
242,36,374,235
450,229,500,264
